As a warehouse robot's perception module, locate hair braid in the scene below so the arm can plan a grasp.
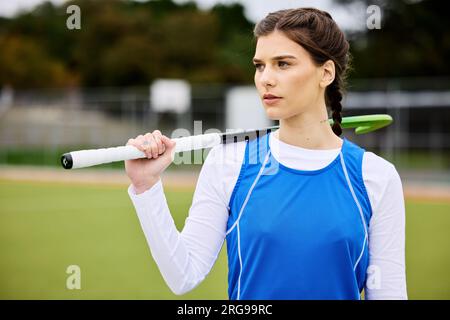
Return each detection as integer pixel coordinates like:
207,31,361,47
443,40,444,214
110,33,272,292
327,80,343,136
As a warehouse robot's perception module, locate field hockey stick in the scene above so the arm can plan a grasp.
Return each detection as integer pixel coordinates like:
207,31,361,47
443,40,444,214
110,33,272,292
61,114,392,169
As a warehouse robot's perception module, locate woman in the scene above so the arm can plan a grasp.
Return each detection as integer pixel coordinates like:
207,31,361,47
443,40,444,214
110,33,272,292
125,8,407,300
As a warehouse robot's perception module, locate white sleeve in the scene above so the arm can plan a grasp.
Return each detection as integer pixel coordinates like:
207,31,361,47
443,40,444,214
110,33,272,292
363,152,408,300
127,144,242,295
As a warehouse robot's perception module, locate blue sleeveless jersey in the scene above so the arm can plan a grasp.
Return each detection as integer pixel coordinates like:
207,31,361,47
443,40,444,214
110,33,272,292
225,133,372,300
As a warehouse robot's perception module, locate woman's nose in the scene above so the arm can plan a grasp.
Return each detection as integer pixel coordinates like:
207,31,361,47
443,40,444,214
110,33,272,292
259,67,276,87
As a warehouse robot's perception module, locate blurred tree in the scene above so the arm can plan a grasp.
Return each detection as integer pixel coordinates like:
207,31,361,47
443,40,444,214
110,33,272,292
159,10,220,81
0,35,74,88
1,0,448,89
336,0,450,78
211,3,255,83
2,2,80,72
0,0,258,88
74,0,139,85
101,34,162,86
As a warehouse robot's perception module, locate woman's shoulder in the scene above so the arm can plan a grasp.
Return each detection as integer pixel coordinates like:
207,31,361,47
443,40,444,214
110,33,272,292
362,151,404,214
363,151,396,172
198,141,248,206
201,140,247,185
205,140,247,166
362,151,399,181
327,138,397,180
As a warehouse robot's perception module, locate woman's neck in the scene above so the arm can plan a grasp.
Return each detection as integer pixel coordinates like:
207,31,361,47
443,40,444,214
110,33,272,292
275,112,343,150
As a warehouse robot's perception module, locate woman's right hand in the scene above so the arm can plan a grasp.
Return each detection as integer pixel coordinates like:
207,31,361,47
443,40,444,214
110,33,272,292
125,130,176,194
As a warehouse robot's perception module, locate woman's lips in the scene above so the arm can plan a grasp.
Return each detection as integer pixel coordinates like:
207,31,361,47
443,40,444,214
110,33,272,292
263,97,282,105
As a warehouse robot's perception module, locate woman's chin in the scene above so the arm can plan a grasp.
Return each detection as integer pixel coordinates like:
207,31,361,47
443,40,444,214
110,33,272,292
265,108,283,121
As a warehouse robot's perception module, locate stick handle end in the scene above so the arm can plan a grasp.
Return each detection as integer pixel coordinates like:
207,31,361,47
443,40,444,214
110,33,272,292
61,153,73,169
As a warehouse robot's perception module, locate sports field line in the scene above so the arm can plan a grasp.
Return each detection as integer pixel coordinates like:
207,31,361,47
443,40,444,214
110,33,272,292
0,165,199,189
1,165,449,202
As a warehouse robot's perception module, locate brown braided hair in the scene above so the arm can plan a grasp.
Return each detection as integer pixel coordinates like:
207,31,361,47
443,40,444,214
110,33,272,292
253,8,351,136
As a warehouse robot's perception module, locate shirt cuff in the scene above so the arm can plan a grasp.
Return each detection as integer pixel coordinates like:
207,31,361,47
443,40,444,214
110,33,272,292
127,179,164,208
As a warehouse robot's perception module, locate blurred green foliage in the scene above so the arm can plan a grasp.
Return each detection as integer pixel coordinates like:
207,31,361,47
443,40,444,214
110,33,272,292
0,0,448,89
0,0,255,88
339,0,450,78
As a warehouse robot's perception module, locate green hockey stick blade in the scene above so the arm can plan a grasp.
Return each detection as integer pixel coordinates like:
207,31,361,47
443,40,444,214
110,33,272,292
329,114,393,135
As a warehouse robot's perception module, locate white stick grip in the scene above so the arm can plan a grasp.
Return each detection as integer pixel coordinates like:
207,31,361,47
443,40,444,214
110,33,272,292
61,133,221,169
174,132,221,152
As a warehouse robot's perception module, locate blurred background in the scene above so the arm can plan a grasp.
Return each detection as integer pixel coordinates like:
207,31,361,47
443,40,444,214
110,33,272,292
0,0,449,299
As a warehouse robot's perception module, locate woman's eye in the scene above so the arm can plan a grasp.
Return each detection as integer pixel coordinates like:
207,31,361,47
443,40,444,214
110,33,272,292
278,61,289,68
254,64,263,71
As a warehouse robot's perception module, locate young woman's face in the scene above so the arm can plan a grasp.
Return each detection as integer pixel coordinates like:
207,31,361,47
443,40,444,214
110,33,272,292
253,30,324,120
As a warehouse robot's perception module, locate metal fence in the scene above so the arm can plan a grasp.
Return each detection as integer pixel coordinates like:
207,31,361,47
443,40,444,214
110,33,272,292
0,79,449,180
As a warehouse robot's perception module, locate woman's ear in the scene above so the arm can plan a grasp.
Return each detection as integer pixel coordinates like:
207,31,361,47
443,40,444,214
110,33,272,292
319,60,335,88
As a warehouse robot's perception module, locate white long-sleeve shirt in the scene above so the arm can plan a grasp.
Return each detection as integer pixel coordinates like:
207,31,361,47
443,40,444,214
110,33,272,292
127,133,408,299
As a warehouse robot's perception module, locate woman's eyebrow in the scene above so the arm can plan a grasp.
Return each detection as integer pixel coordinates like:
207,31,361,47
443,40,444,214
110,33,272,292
252,55,297,63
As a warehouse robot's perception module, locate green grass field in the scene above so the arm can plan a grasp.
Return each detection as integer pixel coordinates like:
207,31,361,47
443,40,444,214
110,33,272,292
0,179,449,299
